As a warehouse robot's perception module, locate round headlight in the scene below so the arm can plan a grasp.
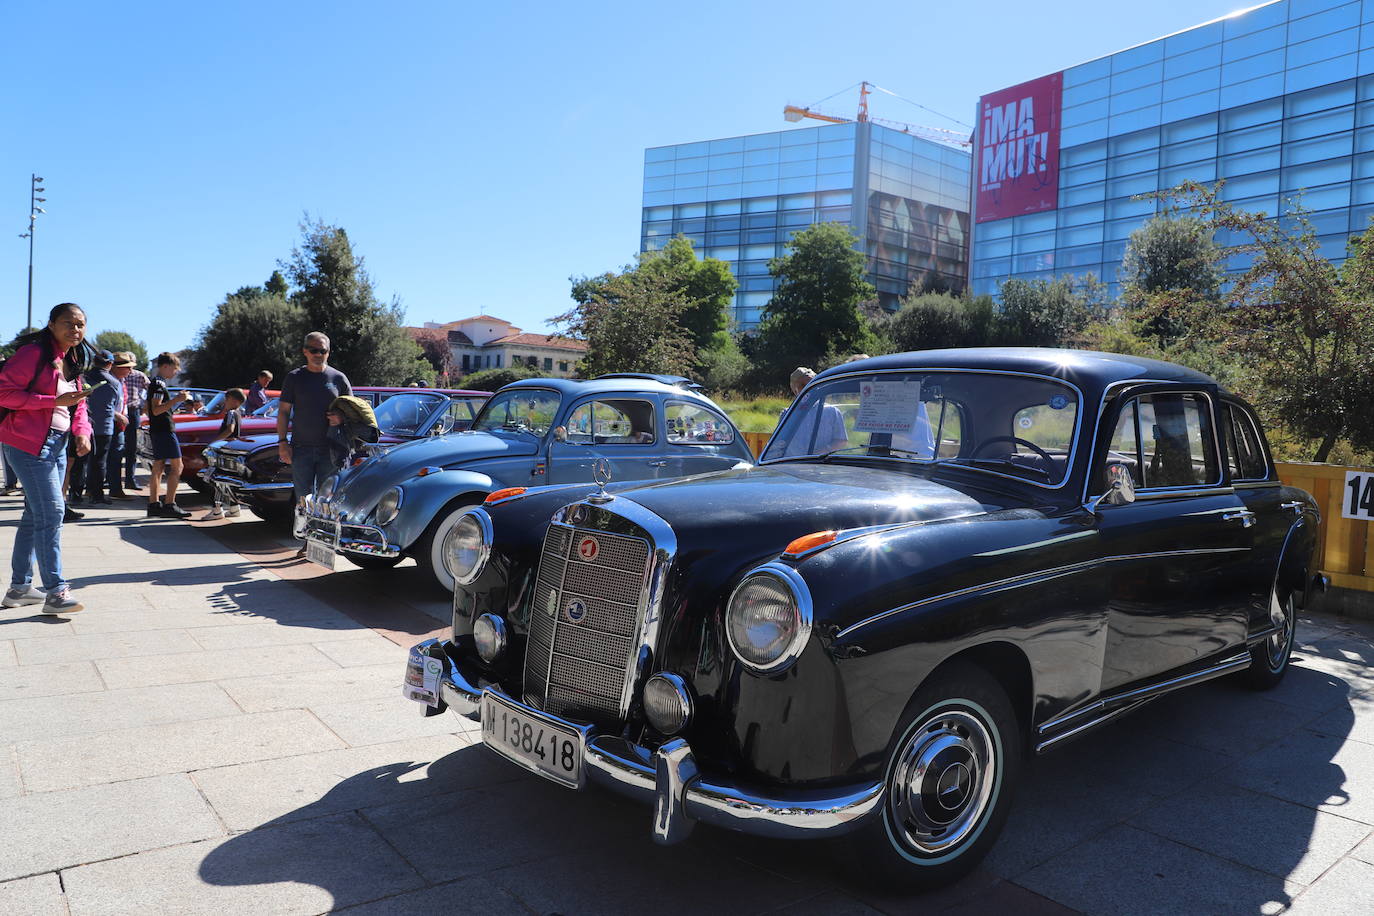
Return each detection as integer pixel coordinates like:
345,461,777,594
373,487,403,526
473,613,507,664
445,510,492,586
317,474,338,501
725,566,813,674
643,672,693,735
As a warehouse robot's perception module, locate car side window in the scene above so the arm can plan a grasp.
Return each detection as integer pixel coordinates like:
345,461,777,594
564,398,656,445
1223,403,1269,480
1105,400,1142,485
666,401,734,445
1136,393,1218,488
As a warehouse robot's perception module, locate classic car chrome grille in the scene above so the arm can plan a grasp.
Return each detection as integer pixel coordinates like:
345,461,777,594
523,521,650,721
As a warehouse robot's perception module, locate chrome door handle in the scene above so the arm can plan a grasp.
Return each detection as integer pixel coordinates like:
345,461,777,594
1222,510,1257,528
1280,501,1305,515
648,460,668,468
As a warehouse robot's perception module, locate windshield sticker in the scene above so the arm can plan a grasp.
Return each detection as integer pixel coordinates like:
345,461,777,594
1049,394,1069,410
854,381,923,434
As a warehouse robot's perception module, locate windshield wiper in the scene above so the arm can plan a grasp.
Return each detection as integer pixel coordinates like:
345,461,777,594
818,445,930,462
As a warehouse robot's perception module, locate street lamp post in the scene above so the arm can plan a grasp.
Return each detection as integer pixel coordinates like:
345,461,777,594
18,174,45,332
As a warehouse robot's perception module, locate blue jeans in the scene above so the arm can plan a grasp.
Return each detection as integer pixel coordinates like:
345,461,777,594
5,432,69,591
290,444,338,499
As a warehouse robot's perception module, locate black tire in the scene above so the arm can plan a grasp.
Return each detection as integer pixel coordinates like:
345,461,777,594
413,500,479,594
347,554,403,571
1242,585,1296,690
844,662,1022,891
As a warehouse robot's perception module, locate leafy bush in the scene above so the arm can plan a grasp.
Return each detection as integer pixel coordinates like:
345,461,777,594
458,365,544,391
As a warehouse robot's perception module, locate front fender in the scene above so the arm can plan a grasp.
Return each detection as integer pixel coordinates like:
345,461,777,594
384,469,498,550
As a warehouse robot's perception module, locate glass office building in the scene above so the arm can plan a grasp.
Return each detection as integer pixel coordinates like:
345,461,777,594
970,0,1374,300
642,122,971,329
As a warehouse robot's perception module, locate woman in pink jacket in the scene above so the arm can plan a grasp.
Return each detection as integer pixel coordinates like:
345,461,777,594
0,303,95,614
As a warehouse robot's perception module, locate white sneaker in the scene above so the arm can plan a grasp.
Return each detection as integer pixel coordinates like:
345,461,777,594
203,506,225,520
42,588,84,615
2,585,45,607
224,505,241,517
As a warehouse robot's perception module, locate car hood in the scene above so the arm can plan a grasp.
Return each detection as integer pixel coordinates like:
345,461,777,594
609,462,995,556
330,430,540,513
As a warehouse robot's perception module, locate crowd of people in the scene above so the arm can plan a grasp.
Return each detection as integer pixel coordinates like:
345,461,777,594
0,303,367,614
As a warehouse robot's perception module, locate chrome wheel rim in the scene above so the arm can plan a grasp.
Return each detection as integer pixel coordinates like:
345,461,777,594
888,709,996,855
1267,589,1294,670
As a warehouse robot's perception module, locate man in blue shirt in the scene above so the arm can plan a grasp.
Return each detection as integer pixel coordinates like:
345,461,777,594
278,331,352,504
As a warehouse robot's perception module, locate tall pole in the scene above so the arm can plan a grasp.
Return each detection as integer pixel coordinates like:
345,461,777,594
26,175,35,332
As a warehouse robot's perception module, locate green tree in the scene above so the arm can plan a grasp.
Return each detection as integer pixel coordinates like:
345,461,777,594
1157,182,1374,462
882,292,995,352
556,268,695,377
94,330,148,369
639,236,736,352
994,274,1106,347
459,365,544,391
1121,215,1224,300
264,270,289,297
185,292,306,388
413,328,458,385
755,222,880,374
282,217,431,386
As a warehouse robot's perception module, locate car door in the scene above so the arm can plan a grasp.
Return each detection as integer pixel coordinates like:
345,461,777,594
547,396,668,484
662,399,750,478
1222,399,1291,635
1091,387,1254,694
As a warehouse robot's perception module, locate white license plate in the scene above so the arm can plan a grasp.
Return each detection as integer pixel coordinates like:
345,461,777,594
305,538,337,570
482,693,582,787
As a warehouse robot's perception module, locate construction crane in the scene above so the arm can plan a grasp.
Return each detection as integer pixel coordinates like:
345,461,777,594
784,81,971,149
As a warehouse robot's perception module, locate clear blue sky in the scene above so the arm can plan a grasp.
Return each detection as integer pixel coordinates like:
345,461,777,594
1,0,1253,355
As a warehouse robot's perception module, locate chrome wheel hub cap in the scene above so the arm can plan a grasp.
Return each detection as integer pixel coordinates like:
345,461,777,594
1267,590,1294,669
889,710,995,854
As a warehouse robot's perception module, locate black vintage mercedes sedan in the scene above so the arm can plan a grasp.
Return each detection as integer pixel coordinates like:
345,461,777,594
403,348,1324,889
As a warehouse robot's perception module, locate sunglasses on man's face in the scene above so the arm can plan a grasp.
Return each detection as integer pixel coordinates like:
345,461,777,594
306,347,329,356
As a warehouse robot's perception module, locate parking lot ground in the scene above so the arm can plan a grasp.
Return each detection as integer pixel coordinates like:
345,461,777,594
1,487,1372,915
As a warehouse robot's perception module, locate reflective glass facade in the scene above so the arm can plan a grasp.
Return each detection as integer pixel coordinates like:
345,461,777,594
642,122,971,328
971,0,1374,299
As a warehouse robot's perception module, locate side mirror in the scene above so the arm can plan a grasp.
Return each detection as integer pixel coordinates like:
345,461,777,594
553,426,568,442
1089,464,1136,513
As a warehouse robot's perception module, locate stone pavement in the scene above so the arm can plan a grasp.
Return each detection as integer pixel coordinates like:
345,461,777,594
0,487,1372,915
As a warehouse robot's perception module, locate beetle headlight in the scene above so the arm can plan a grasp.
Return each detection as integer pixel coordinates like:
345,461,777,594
725,565,812,674
445,509,492,586
317,474,338,502
374,487,403,526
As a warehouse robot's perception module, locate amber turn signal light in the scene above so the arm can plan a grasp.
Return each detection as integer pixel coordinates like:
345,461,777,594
485,487,527,504
784,530,836,556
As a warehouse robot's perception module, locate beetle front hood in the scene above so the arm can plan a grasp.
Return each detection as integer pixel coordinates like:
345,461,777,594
612,462,992,551
330,430,539,514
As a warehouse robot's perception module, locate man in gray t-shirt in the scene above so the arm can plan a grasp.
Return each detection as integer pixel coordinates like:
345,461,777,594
278,331,352,512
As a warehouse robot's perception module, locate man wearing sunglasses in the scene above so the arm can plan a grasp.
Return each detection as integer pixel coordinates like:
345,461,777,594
277,332,352,528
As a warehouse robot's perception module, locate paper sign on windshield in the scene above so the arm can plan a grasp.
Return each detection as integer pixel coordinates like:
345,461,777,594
855,381,921,434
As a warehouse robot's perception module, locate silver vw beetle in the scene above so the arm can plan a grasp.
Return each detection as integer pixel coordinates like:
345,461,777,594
300,375,755,590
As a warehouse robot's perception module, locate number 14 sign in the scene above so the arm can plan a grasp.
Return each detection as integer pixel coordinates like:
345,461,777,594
1344,471,1374,520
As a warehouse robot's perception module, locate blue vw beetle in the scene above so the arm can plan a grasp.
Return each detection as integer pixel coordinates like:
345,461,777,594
300,375,755,590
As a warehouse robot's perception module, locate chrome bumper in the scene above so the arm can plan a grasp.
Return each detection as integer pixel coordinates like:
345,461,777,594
299,493,399,559
206,472,292,492
406,638,883,844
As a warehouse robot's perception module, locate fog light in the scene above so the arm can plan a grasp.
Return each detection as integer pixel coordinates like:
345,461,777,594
643,672,692,735
473,614,507,664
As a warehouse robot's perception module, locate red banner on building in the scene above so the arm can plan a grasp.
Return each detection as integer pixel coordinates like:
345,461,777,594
975,72,1063,223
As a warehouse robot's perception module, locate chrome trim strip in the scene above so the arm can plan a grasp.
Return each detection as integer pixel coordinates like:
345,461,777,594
1035,699,1152,754
1134,486,1235,500
1245,624,1280,646
1035,651,1251,740
758,367,1088,491
835,547,1250,641
210,475,292,492
1235,481,1282,490
417,642,883,841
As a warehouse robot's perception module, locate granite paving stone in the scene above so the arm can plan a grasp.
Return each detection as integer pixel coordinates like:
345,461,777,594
12,628,202,664
61,813,424,916
0,745,21,799
312,635,409,668
0,614,74,639
0,774,223,881
308,695,475,747
0,873,68,916
329,876,530,916
1018,824,1303,916
1128,778,1371,884
0,681,240,743
95,642,341,690
217,662,401,713
1228,728,1374,826
184,618,374,652
1352,830,1374,866
1305,689,1374,747
0,659,104,701
0,639,15,667
15,708,348,792
1285,858,1374,915
191,735,509,831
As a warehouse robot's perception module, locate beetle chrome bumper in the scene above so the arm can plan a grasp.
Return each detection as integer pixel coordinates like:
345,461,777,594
405,639,884,843
298,493,400,558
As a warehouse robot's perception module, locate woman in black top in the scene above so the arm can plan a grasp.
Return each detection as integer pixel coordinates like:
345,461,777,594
145,352,191,518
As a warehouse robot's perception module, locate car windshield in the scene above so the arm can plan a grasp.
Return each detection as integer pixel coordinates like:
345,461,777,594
472,388,561,438
251,397,279,418
197,392,226,415
372,392,447,436
760,371,1081,486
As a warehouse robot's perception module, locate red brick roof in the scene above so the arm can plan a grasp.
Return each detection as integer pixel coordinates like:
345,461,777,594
491,332,586,352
